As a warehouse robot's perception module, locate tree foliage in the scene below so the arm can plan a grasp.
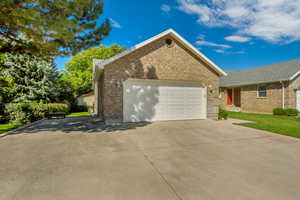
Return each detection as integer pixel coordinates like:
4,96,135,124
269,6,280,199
62,44,126,96
0,0,111,55
3,53,60,103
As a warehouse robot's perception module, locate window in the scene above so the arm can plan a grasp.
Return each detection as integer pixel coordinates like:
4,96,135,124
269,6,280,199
257,85,267,97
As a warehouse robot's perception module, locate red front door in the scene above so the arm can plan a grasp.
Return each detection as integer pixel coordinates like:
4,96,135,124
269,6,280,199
227,88,233,105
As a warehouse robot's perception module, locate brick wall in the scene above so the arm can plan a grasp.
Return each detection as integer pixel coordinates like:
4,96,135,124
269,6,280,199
101,35,221,121
240,83,283,113
220,76,300,113
286,75,300,108
221,83,284,113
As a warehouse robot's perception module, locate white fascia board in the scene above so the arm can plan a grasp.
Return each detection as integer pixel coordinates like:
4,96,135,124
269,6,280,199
93,59,104,88
95,29,227,76
290,70,300,81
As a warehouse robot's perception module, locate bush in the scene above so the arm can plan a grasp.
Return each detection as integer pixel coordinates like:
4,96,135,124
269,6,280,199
0,104,6,123
285,108,299,116
273,108,286,116
273,108,299,116
0,115,8,123
218,108,228,120
5,102,69,124
46,103,70,113
29,103,48,121
0,103,5,115
5,103,31,124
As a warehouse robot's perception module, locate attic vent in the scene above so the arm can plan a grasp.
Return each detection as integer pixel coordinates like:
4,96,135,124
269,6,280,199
165,38,173,46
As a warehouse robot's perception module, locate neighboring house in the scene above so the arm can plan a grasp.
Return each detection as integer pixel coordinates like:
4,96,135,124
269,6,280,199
220,59,300,113
77,91,95,112
93,29,227,124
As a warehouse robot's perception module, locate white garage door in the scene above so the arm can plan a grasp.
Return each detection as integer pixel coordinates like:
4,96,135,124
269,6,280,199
297,90,300,111
123,80,207,122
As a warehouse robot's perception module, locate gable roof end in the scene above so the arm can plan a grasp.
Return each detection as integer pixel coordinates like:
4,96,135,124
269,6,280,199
94,29,227,76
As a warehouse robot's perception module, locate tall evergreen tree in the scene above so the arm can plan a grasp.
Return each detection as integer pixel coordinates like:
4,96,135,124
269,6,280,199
0,0,111,55
4,53,59,103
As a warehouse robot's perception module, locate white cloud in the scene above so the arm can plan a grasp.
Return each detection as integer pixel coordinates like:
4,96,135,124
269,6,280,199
196,34,231,49
196,34,245,54
225,35,251,42
215,49,245,54
109,18,121,29
232,50,245,54
215,49,225,53
161,4,171,13
176,0,300,43
196,40,231,49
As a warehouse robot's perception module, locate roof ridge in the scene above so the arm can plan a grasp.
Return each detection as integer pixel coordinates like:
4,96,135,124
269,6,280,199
239,58,300,72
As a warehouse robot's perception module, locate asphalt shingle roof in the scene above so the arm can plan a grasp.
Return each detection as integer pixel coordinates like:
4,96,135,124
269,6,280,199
220,58,300,87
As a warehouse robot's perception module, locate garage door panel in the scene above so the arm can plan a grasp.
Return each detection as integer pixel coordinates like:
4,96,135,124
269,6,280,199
124,80,207,122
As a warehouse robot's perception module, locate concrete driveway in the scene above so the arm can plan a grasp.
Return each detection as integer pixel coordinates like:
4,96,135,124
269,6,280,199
1,118,300,200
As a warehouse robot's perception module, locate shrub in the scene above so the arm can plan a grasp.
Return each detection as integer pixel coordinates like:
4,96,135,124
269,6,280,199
285,108,299,116
5,103,69,124
29,103,48,121
218,108,228,120
5,103,31,124
273,108,286,116
0,115,8,123
273,108,299,116
0,104,6,123
46,103,70,113
0,103,5,115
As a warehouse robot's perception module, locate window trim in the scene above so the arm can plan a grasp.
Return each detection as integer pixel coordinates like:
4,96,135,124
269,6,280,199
257,85,267,98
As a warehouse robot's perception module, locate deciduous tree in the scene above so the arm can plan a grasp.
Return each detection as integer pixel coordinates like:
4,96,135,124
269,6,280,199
62,44,126,96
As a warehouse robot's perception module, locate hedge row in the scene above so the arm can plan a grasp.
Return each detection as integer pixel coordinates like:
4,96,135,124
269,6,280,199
273,108,299,116
5,103,69,124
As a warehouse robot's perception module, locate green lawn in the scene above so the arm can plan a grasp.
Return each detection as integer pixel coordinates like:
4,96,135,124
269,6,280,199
0,124,22,134
66,112,90,118
228,111,300,138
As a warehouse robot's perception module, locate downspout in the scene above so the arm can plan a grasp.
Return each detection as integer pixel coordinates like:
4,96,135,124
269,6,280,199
280,81,285,109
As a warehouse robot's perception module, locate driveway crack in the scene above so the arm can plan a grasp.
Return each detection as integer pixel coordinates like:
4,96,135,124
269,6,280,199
140,151,184,200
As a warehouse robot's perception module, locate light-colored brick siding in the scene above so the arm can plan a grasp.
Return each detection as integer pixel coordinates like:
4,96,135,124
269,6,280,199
101,35,221,121
221,77,300,113
240,83,282,113
286,75,300,108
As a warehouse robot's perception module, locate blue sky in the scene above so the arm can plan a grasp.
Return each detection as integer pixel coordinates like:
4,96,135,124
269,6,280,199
55,0,300,71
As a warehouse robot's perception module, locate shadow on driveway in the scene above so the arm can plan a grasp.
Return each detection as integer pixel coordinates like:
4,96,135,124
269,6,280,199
2,117,150,137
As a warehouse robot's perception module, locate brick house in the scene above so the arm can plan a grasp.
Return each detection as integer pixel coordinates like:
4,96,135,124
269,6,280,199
93,29,227,124
220,59,300,113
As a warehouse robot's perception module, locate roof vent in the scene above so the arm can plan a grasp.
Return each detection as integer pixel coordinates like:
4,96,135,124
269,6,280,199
165,38,173,47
